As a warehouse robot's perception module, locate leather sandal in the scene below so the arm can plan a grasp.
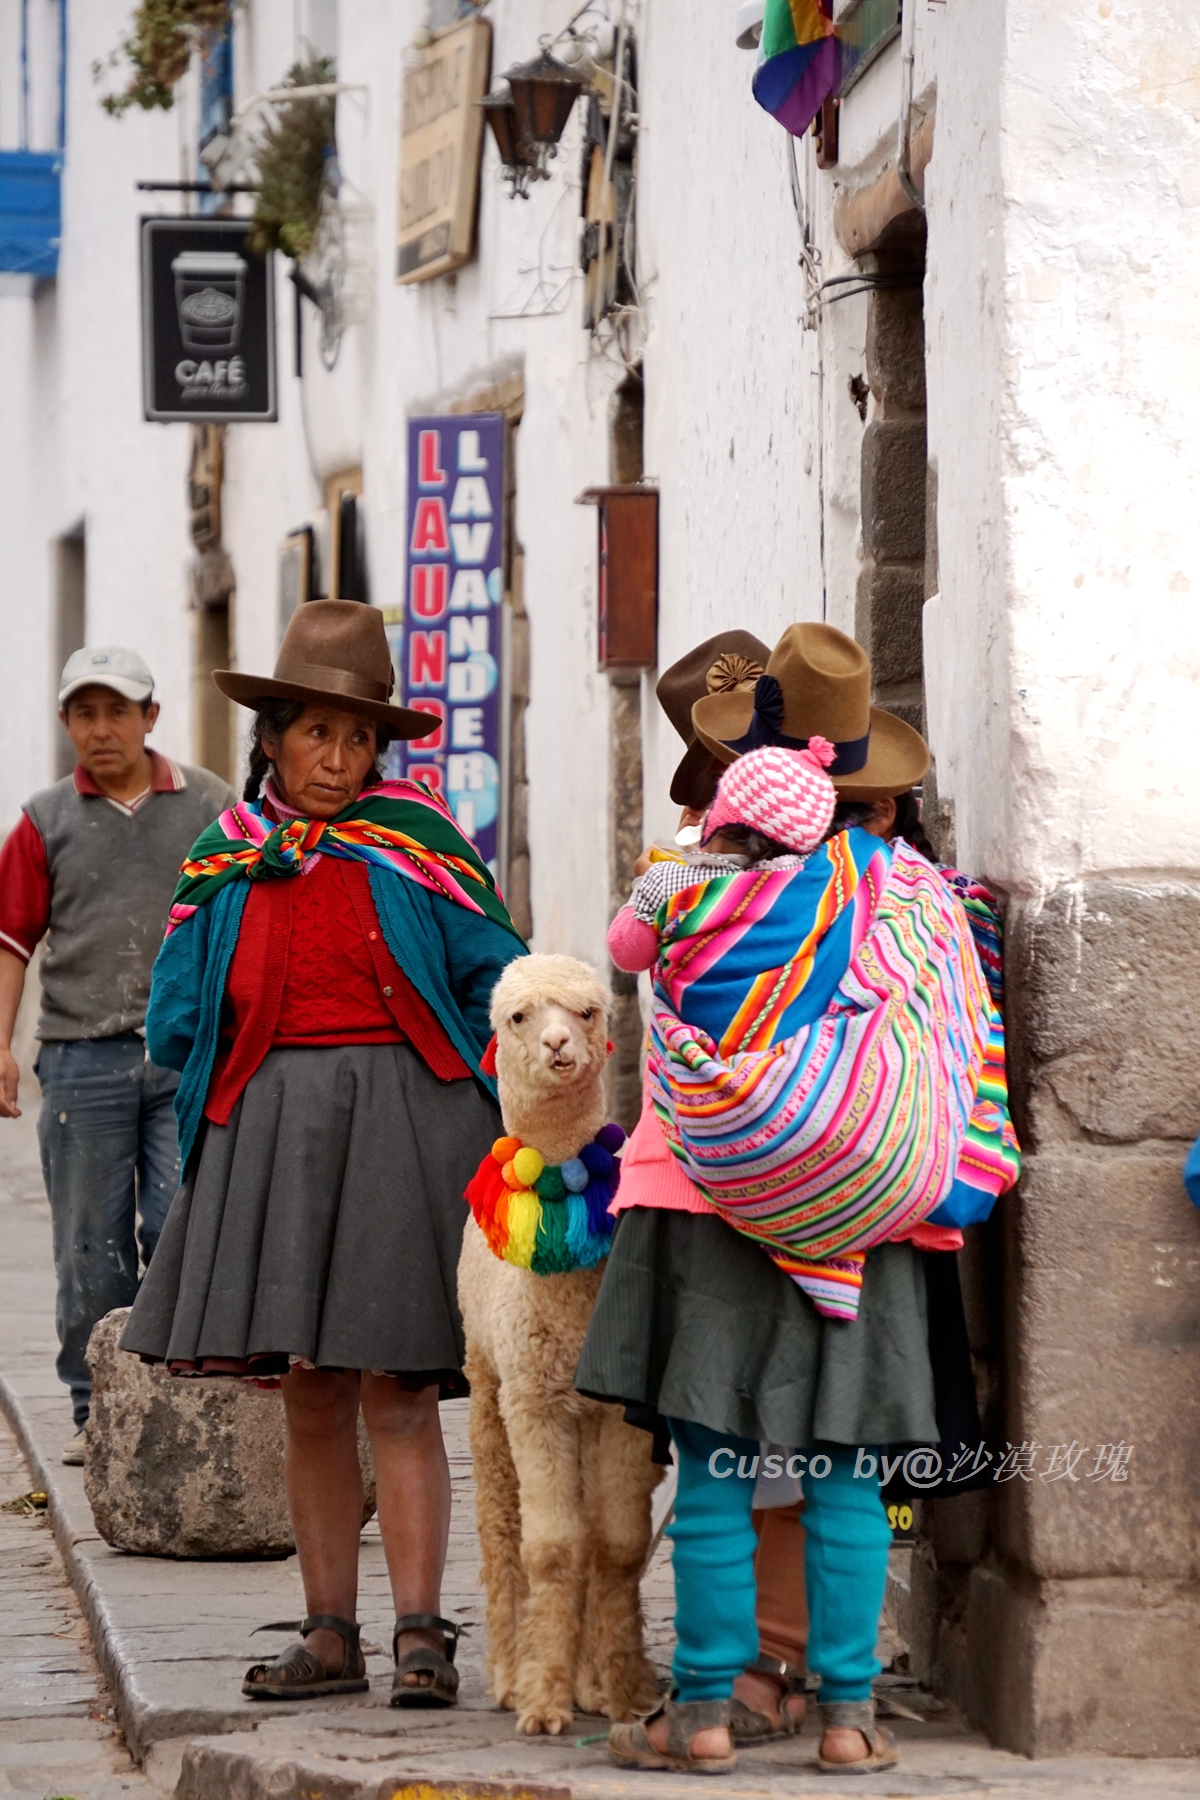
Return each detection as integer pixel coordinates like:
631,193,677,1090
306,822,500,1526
816,1698,899,1773
390,1613,462,1708
730,1652,807,1744
608,1694,736,1775
242,1614,368,1700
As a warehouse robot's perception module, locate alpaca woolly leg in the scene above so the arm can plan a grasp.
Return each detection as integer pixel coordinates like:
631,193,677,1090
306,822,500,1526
465,1348,526,1709
583,1406,662,1721
502,1395,586,1736
572,1412,609,1717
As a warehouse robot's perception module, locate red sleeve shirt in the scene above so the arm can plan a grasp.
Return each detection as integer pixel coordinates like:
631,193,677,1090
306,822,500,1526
0,812,51,963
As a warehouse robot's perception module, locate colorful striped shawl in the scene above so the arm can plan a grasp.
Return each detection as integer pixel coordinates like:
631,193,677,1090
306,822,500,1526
927,869,1020,1223
648,839,996,1321
654,829,878,1055
166,779,521,939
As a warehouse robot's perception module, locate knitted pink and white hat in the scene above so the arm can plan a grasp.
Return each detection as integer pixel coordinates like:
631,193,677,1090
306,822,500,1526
702,740,838,857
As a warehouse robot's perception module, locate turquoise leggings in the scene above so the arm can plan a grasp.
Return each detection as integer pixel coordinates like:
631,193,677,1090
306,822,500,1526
666,1419,892,1704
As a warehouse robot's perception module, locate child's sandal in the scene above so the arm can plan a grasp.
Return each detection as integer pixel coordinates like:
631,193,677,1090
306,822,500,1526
816,1699,899,1774
730,1653,807,1743
608,1695,737,1775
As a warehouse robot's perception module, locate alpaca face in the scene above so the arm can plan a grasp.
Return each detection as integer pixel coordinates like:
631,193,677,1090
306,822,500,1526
498,994,608,1090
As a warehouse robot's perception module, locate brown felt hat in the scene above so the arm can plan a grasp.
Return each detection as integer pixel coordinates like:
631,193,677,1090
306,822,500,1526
691,622,930,800
213,600,438,739
656,631,771,808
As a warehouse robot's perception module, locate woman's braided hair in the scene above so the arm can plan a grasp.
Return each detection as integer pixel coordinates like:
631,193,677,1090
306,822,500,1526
828,790,936,861
242,698,394,802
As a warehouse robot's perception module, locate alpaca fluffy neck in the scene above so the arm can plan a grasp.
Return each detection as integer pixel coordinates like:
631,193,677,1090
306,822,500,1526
498,1069,607,1166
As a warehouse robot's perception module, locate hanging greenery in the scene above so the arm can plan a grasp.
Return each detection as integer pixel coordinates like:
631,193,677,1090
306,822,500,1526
95,0,231,116
248,59,337,262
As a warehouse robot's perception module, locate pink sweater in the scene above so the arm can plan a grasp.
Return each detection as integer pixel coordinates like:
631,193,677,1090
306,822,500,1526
608,903,658,974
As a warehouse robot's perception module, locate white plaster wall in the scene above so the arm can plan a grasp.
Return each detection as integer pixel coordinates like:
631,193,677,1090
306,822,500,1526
215,0,624,965
0,3,195,827
635,0,826,848
926,0,1200,892
922,0,1011,882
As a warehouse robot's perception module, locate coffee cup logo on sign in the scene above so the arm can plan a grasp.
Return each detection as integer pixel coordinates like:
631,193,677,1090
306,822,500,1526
172,251,247,352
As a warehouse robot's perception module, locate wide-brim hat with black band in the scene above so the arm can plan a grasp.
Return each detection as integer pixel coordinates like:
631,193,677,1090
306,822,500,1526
656,630,771,808
213,599,438,739
691,622,930,801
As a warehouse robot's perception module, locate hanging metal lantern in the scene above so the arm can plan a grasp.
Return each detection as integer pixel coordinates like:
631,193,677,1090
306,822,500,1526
505,50,586,178
477,83,538,197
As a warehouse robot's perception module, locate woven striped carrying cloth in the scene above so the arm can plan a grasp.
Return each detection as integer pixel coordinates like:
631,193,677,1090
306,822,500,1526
648,835,1008,1321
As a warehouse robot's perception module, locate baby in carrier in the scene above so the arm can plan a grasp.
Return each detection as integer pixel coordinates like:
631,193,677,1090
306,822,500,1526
608,740,841,986
607,743,1010,1321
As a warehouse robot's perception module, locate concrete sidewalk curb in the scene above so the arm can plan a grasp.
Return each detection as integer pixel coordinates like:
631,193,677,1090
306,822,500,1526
178,1739,572,1800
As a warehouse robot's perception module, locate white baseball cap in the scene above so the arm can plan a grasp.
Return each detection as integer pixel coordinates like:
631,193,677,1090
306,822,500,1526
59,646,155,708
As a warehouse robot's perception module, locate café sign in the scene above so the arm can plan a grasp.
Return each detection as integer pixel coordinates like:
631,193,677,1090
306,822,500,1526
141,217,277,423
396,16,491,285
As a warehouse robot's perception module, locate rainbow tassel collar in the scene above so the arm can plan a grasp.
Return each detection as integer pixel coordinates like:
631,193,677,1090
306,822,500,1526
465,1124,626,1274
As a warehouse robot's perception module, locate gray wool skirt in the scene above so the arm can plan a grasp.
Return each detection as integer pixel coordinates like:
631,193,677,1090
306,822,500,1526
121,1044,500,1391
575,1207,938,1450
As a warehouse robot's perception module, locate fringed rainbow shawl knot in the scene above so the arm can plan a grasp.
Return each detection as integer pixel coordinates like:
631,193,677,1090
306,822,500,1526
649,837,1018,1324
165,779,521,939
466,1124,626,1273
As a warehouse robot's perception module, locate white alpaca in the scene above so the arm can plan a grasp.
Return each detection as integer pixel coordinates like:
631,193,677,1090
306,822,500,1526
458,954,662,1736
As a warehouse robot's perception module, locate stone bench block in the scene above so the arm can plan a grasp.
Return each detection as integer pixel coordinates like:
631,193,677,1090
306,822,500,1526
84,1309,375,1558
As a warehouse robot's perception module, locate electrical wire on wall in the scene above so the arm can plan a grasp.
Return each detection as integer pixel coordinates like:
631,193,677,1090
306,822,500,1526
788,133,828,622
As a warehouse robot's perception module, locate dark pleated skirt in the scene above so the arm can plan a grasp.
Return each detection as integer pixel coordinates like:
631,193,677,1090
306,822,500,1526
121,1044,500,1392
574,1207,939,1449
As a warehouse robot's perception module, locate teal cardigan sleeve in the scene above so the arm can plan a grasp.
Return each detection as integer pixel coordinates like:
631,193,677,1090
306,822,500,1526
145,881,248,1171
368,868,526,1095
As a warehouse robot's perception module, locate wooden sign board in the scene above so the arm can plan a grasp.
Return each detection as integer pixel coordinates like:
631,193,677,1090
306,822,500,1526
577,485,659,671
397,17,491,286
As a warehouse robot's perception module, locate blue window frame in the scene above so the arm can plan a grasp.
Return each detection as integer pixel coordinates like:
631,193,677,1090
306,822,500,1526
0,0,66,276
198,22,234,215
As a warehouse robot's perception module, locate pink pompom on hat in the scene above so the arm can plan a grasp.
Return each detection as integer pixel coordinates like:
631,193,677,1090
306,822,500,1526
702,739,839,857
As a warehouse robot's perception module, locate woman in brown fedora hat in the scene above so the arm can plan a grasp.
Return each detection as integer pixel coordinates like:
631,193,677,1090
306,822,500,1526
580,624,1012,1776
123,601,526,1708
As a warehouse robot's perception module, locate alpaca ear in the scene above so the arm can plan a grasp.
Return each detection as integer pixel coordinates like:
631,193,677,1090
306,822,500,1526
480,1034,499,1076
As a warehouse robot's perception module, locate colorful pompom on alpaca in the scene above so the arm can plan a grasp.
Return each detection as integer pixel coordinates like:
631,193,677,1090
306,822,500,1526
465,1123,626,1273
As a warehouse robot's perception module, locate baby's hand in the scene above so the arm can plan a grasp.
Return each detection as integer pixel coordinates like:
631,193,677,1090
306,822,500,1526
634,845,654,878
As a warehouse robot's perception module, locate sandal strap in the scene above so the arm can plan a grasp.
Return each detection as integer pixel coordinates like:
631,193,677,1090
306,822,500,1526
393,1614,465,1665
301,1614,362,1657
747,1651,806,1689
819,1698,876,1732
663,1694,731,1757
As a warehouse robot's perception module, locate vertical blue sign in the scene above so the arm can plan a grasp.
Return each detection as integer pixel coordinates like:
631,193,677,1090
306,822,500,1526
397,413,505,871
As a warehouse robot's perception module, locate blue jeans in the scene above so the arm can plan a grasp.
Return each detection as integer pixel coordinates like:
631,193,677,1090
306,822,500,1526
36,1036,181,1424
667,1419,893,1705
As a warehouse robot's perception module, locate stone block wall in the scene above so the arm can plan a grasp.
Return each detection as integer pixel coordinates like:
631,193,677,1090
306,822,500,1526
856,280,928,736
964,880,1200,1753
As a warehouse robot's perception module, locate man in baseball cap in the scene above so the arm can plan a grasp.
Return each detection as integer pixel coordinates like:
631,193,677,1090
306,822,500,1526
0,648,234,1461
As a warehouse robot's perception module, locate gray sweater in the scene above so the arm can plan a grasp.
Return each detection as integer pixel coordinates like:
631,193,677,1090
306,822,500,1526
25,764,234,1041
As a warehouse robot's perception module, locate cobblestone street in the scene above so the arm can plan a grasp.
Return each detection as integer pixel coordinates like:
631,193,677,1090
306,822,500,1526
0,1414,154,1800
